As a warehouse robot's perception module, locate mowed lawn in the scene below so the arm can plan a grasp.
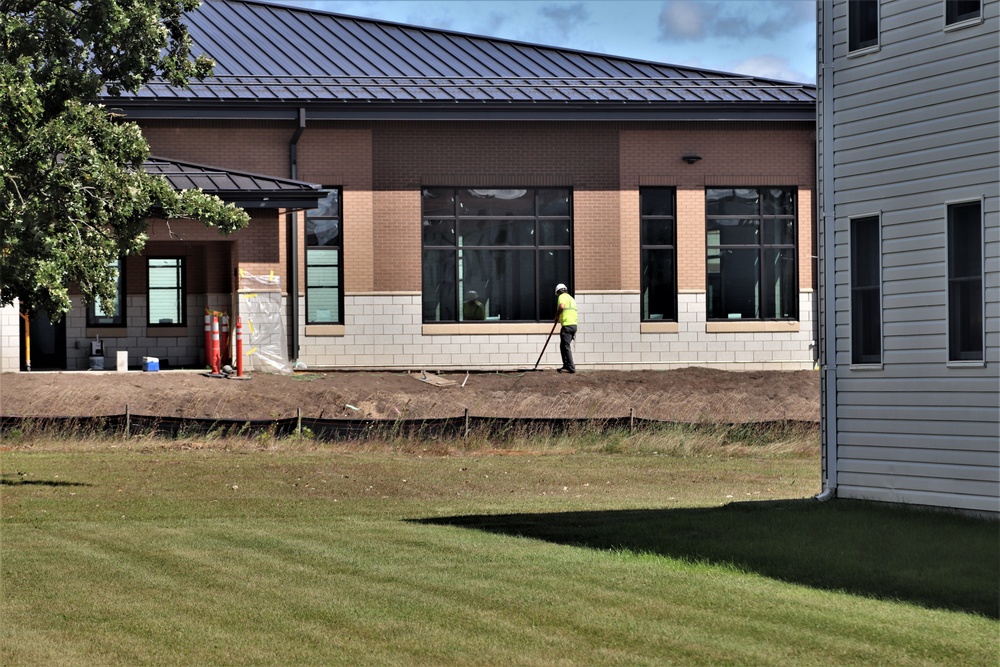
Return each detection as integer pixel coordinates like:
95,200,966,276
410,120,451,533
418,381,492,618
1,430,997,666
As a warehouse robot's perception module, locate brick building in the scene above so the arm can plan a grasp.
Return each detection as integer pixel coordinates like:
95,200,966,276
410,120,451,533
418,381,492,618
2,0,818,373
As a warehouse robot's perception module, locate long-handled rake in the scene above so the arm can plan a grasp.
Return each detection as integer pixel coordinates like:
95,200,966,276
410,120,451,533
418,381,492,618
532,321,559,370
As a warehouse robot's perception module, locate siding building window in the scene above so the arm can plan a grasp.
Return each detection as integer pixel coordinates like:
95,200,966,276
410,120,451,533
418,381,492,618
706,187,798,321
947,201,984,361
305,190,343,324
147,258,185,326
850,216,881,365
945,0,981,26
848,0,879,52
422,188,572,323
640,188,677,322
87,259,125,326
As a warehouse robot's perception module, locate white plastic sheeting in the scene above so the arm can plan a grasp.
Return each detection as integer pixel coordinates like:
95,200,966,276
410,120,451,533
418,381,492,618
238,270,292,374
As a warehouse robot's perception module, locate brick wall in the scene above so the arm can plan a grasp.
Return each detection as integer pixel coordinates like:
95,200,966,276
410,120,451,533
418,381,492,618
621,122,816,292
371,121,620,292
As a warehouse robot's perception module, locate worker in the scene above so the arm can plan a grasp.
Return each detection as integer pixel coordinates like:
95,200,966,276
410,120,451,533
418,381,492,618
463,290,486,320
553,283,577,373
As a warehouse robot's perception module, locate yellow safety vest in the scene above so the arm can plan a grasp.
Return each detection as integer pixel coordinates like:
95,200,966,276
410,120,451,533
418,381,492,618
557,293,578,326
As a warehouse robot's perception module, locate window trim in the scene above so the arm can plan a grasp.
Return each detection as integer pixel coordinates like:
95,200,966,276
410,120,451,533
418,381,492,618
847,0,881,55
705,186,799,322
87,258,126,327
639,187,678,323
945,198,985,365
944,0,983,29
849,214,883,368
420,187,573,324
304,188,344,326
146,256,186,327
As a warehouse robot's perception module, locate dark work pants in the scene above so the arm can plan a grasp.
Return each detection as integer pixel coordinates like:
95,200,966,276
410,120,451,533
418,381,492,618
559,325,577,371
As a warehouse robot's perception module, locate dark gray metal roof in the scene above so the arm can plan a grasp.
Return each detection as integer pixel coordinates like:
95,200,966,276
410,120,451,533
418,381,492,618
145,156,323,209
113,0,815,120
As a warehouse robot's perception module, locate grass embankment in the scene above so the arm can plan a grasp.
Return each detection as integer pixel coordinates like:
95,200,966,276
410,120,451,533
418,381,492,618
2,424,997,666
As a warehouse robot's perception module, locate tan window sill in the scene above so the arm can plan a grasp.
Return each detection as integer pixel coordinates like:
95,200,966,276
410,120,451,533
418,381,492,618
305,325,346,336
706,321,800,333
423,323,556,335
640,322,679,334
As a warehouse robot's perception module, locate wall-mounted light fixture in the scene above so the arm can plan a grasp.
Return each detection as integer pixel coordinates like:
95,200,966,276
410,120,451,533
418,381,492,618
682,154,702,164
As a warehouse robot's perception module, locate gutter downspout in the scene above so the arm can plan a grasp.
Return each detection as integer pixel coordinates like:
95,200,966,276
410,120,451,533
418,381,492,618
817,0,837,502
288,108,306,362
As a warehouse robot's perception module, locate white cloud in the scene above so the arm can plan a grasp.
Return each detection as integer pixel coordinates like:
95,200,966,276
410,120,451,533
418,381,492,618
657,0,707,40
730,55,810,83
658,0,815,43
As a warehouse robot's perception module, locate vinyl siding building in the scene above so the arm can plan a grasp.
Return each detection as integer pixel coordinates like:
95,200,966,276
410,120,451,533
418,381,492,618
3,0,818,374
817,0,999,513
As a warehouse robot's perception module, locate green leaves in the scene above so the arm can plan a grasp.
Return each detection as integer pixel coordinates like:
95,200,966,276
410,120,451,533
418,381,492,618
1,0,249,319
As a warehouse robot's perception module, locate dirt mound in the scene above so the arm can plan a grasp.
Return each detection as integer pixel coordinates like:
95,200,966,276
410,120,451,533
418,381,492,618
0,368,819,424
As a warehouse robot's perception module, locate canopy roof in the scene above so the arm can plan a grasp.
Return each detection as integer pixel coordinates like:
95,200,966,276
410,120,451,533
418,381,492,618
145,156,323,210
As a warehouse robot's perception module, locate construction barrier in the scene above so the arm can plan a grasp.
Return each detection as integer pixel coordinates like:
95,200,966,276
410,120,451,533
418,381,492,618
0,412,816,442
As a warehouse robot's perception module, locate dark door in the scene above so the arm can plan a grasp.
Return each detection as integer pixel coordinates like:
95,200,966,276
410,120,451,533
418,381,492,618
22,310,67,371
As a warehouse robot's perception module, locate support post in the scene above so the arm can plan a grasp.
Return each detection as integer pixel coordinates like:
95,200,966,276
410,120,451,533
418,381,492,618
204,311,212,368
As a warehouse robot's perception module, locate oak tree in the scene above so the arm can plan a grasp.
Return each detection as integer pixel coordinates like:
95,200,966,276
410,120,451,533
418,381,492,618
1,0,249,319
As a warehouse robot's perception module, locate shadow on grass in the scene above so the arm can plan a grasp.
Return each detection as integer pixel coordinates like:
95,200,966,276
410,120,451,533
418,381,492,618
0,474,92,488
416,499,999,619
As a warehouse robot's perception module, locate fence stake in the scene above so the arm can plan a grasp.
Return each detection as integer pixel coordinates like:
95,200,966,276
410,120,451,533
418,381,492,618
125,403,131,439
297,407,302,436
630,407,635,432
464,407,470,439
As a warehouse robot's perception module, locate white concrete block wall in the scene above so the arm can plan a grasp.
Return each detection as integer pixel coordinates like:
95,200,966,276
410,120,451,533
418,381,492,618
0,301,21,372
62,294,216,370
296,291,818,371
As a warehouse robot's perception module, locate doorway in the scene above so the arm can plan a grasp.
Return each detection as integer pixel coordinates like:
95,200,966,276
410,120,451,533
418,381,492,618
21,310,67,371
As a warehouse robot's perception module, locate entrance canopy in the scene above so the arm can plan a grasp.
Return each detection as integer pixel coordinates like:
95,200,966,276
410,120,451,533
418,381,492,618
144,157,324,210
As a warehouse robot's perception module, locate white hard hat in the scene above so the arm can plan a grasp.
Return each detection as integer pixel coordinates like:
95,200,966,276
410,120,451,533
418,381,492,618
555,283,567,294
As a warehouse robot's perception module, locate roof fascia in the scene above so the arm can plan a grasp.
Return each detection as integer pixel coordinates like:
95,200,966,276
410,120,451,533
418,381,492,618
118,103,816,123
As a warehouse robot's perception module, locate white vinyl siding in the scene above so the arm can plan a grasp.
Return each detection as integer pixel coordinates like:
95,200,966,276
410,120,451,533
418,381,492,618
820,0,999,513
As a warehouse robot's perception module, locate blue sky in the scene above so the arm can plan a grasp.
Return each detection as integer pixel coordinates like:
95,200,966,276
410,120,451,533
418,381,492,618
267,0,818,83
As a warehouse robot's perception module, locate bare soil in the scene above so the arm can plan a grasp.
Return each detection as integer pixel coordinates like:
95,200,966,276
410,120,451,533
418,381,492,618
0,368,819,423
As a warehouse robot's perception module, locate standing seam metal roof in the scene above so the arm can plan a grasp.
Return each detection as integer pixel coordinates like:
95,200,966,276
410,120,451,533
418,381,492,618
144,157,322,209
117,0,815,109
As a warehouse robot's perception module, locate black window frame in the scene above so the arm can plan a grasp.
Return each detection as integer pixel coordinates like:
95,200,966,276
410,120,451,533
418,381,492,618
945,0,981,26
947,200,984,362
639,187,678,322
146,256,186,327
87,258,126,327
848,0,880,53
421,187,573,323
705,187,799,322
304,189,344,326
850,216,882,365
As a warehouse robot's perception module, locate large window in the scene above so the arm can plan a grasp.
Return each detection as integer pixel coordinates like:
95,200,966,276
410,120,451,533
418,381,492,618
147,257,185,326
850,216,881,365
948,201,984,361
945,0,981,26
305,190,343,324
640,188,677,322
706,187,798,321
422,188,572,323
848,0,879,52
88,259,125,326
